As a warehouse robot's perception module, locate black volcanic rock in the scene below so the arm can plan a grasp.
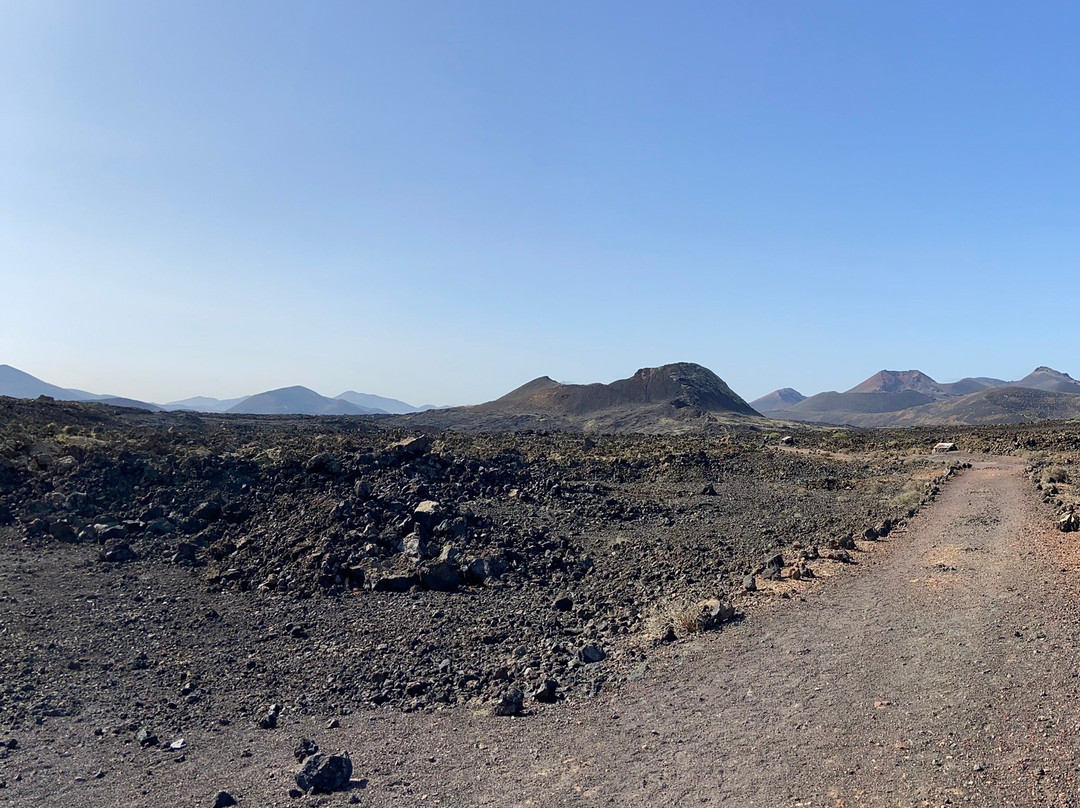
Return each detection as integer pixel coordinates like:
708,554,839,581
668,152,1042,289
295,752,353,794
0,393,985,722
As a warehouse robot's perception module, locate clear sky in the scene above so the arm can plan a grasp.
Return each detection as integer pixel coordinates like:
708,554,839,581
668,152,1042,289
4,1,1080,406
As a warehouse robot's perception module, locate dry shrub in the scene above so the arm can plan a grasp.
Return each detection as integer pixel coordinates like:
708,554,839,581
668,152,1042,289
1043,465,1071,485
645,597,734,640
888,478,925,511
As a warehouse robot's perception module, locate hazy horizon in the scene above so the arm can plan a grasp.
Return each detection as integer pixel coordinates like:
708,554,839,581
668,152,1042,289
6,2,1080,406
3,358,1072,410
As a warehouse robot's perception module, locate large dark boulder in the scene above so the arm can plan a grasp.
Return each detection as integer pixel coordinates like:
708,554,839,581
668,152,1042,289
418,560,461,592
295,752,353,794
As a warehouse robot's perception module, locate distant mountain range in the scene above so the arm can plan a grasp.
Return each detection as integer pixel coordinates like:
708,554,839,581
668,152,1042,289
0,365,436,416
7,360,1080,429
756,366,1080,426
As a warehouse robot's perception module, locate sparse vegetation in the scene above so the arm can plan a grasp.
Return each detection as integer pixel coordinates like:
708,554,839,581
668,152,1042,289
1042,465,1071,485
888,478,926,512
645,596,735,640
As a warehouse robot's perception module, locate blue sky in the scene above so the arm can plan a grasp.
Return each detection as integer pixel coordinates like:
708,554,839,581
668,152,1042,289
4,1,1080,405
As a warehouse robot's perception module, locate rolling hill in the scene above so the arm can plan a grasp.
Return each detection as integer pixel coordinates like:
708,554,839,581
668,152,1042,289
0,364,99,401
163,396,250,413
842,387,1080,427
768,367,1080,426
750,388,806,412
0,365,159,410
391,362,762,433
225,386,380,416
335,391,423,415
847,369,949,397
1012,366,1080,393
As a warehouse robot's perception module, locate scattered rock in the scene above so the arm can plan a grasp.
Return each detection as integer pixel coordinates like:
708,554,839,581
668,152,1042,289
96,524,126,542
578,644,606,664
412,500,444,530
135,728,158,747
295,752,353,794
761,553,784,581
465,555,506,584
371,571,419,593
0,398,954,717
212,791,238,808
258,704,281,730
387,435,431,459
401,530,427,559
171,542,199,564
418,560,461,592
100,543,137,563
294,738,319,763
492,689,524,716
530,679,559,703
48,519,76,542
191,501,222,522
305,453,341,475
832,534,857,550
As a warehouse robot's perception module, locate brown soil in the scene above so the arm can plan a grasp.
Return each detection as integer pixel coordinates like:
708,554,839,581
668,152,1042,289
4,454,1079,806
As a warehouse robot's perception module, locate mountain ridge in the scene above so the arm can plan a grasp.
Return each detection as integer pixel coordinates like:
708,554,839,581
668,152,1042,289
7,361,1080,427
0,365,428,417
391,362,761,433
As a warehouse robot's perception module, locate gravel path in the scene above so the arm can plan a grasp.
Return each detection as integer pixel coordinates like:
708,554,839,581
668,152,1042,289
5,454,1080,807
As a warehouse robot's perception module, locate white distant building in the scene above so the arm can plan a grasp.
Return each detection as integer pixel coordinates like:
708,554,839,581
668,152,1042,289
933,442,958,453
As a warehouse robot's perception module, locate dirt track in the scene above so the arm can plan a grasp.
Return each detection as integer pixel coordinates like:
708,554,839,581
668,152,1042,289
5,454,1080,807
355,454,1080,807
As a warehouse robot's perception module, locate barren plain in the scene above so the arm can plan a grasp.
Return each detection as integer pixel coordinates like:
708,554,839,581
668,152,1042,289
1,398,1078,806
